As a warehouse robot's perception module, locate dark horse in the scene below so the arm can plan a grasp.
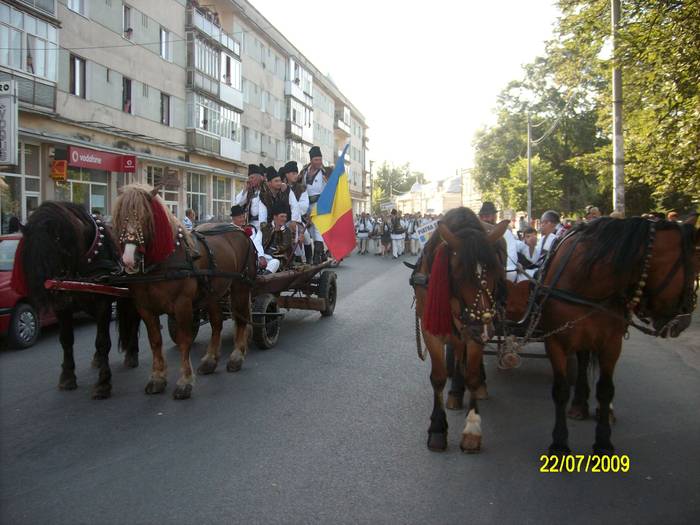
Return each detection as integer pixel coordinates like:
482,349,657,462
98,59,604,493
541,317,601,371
541,216,699,454
12,202,141,399
112,184,256,400
410,207,509,452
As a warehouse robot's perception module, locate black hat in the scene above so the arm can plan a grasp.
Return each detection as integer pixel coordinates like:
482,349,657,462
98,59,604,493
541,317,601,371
266,166,280,182
309,146,322,159
278,165,288,178
391,209,397,215
284,160,299,173
248,164,263,176
478,202,498,216
230,204,245,217
270,200,289,217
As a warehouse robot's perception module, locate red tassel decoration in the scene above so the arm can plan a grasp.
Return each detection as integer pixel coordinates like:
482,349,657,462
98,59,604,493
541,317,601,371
10,237,28,296
145,198,176,265
244,226,253,237
422,243,452,337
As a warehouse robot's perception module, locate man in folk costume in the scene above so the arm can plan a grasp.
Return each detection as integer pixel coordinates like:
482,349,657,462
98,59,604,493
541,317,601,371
235,164,267,230
406,213,421,256
535,209,566,266
300,145,329,264
282,160,311,263
259,165,291,222
478,201,522,283
253,201,294,274
389,209,406,259
355,211,373,254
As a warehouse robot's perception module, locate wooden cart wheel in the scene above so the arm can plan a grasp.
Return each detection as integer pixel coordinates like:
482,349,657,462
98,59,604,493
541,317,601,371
318,271,337,317
252,293,280,349
168,313,200,344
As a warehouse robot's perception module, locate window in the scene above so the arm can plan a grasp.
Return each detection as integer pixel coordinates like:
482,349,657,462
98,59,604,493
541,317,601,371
146,166,179,217
160,27,171,61
194,36,220,79
160,93,170,126
69,54,86,98
122,77,132,113
0,7,58,81
67,0,86,16
212,175,232,221
220,52,241,90
142,83,148,98
123,5,132,39
186,172,208,219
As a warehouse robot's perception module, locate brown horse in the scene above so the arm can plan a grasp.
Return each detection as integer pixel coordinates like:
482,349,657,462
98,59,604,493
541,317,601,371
410,207,509,452
112,184,256,399
540,216,700,454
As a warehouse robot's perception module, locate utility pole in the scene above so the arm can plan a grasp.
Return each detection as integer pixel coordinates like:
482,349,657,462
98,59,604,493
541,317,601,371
369,160,374,213
612,0,625,214
526,115,532,222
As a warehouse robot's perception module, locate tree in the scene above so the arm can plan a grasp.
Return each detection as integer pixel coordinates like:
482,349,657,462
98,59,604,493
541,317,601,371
503,156,564,218
372,162,426,204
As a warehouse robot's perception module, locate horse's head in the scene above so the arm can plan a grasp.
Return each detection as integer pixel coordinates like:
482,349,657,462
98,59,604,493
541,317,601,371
113,184,176,273
425,210,507,344
636,215,699,338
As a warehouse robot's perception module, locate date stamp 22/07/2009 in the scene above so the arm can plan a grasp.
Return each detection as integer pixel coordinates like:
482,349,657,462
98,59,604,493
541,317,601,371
539,454,630,473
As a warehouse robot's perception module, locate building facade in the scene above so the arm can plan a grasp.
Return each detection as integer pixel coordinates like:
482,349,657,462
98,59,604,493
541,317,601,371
0,0,369,233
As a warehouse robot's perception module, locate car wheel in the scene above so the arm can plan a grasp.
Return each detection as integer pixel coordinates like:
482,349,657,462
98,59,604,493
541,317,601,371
8,303,40,349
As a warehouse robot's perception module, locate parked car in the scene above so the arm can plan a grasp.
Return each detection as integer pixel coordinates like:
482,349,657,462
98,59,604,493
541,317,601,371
0,234,56,348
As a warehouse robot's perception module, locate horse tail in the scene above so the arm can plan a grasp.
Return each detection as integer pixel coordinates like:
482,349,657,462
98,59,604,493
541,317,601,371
116,298,140,353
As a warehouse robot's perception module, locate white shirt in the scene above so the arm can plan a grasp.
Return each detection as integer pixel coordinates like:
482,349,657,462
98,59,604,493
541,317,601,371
535,223,566,263
182,215,193,231
503,228,520,282
289,188,309,223
235,188,267,226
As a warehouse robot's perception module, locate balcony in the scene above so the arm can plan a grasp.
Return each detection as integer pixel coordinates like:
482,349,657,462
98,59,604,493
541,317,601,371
286,121,303,141
220,83,243,112
285,80,313,107
186,7,240,56
0,70,55,112
187,69,219,98
334,118,351,136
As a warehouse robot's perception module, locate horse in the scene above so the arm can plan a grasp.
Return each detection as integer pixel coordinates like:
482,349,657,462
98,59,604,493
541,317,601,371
11,202,141,399
409,207,509,452
540,215,700,454
112,184,256,400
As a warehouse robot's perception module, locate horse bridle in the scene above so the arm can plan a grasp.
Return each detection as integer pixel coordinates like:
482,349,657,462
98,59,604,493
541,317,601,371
452,263,498,345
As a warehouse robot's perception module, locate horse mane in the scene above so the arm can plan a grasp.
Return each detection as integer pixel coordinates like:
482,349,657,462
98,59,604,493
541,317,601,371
425,207,500,286
113,183,192,261
573,217,688,277
20,201,120,310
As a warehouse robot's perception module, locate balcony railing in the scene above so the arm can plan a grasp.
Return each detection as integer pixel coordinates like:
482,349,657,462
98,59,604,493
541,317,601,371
0,69,55,112
334,119,351,136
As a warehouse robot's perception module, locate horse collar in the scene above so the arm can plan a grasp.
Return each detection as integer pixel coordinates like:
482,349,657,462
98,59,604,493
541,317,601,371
85,214,106,264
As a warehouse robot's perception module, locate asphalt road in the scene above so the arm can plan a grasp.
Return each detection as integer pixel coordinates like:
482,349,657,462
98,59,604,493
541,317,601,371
1,252,699,525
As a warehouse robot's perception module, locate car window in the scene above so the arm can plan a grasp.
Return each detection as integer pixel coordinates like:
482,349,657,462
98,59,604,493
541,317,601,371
0,239,19,271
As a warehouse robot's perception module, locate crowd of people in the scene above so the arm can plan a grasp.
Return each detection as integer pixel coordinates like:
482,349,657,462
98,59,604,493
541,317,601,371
354,210,441,258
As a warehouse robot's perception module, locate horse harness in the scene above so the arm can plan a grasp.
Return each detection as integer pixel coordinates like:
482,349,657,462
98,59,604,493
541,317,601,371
525,220,698,339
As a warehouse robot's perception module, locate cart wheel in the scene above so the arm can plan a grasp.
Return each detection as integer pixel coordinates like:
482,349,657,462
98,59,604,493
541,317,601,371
318,270,337,317
167,313,200,344
252,293,280,349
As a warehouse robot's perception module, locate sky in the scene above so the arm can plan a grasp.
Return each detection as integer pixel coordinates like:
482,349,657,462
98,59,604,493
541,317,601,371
253,0,561,181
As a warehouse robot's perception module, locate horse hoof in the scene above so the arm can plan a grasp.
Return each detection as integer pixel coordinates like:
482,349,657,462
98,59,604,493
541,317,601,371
123,354,139,369
91,385,112,400
145,379,167,395
475,384,489,400
427,432,447,451
227,351,244,373
197,360,218,375
460,434,482,453
58,374,77,391
567,404,589,420
173,384,192,400
446,393,463,410
548,443,571,455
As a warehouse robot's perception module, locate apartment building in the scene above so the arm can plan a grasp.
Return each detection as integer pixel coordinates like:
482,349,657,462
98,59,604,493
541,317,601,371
0,0,368,233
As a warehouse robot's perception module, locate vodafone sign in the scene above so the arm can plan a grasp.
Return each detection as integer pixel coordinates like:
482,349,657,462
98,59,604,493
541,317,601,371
68,146,136,173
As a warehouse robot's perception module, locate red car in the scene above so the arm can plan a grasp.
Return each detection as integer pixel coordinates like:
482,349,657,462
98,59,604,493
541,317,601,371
0,234,57,348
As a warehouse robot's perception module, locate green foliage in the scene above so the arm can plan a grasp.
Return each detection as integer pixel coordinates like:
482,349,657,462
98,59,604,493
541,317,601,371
472,0,700,217
372,162,426,210
503,156,563,218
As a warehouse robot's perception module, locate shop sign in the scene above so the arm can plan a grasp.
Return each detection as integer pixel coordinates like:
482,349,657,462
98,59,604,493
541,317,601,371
68,146,136,173
0,81,18,166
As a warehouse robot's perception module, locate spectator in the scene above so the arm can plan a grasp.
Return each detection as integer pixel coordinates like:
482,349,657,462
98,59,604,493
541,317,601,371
183,208,195,231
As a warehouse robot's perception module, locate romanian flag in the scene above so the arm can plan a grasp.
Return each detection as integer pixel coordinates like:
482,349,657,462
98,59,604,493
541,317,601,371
311,144,356,260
